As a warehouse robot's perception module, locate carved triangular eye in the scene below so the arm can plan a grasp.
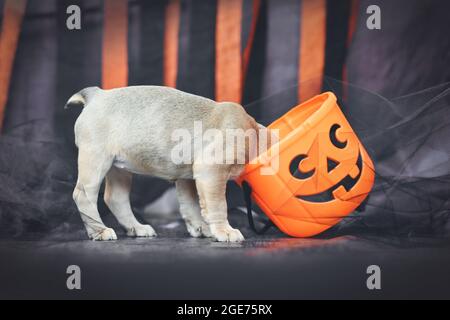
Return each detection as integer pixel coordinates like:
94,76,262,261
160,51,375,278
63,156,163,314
327,158,339,172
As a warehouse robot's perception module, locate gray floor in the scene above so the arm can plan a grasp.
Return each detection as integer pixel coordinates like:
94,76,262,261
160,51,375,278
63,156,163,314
1,211,450,299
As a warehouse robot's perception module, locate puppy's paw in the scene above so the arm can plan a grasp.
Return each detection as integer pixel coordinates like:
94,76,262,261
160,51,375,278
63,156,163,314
91,228,117,241
210,224,244,242
127,224,157,237
186,221,213,238
200,222,213,238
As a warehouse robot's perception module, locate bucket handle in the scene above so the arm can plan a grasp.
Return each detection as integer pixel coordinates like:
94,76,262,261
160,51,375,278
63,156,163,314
242,181,273,235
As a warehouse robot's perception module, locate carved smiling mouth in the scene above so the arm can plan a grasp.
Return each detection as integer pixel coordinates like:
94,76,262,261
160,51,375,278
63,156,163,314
290,151,363,203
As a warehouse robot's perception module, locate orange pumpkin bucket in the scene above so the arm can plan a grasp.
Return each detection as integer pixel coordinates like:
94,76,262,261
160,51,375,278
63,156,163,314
237,92,375,237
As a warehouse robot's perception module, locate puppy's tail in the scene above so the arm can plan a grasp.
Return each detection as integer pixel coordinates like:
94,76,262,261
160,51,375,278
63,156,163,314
64,86,100,109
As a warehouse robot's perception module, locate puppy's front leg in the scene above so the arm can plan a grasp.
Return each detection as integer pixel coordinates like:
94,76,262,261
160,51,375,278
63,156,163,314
194,165,244,242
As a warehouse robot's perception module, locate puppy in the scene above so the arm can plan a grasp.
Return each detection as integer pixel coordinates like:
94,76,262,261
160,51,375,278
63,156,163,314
66,86,266,242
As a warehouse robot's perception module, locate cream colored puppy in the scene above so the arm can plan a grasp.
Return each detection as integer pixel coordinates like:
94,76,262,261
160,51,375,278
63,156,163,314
66,86,263,242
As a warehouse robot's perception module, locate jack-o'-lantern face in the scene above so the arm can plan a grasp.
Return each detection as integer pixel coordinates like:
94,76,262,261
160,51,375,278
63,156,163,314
275,114,375,236
289,123,364,203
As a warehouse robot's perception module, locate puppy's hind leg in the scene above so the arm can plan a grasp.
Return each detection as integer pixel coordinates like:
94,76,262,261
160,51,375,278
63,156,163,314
175,179,212,238
73,149,116,241
104,166,156,237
